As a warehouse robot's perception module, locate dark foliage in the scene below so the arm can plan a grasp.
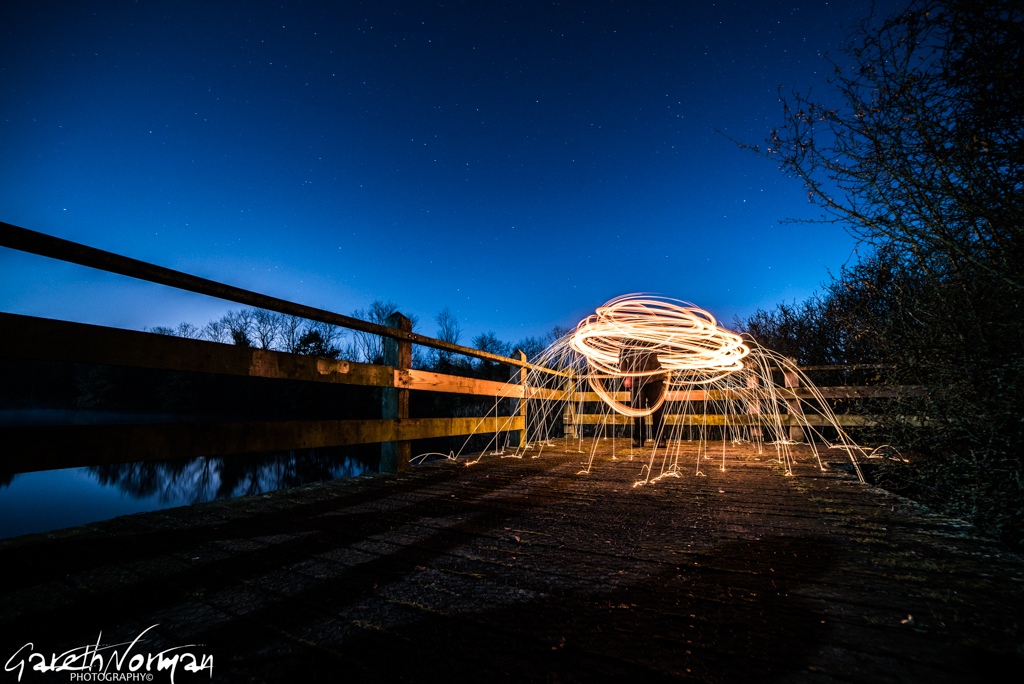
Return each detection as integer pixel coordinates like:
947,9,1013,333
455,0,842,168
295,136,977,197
230,328,253,347
294,329,340,359
736,0,1024,545
735,296,845,367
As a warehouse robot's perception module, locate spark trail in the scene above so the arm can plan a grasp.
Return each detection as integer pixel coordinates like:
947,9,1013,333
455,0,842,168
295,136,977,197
414,294,865,486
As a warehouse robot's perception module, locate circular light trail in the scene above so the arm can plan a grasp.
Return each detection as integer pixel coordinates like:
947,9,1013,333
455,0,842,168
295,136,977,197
570,295,751,417
429,292,865,487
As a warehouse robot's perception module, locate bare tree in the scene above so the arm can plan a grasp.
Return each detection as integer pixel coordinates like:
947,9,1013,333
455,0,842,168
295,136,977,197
337,340,361,362
435,306,462,346
351,300,418,364
472,332,509,357
294,327,340,358
512,336,547,363
223,309,255,347
546,325,573,345
735,0,1023,288
144,322,201,339
434,305,462,363
470,331,510,380
252,309,281,350
176,322,202,340
203,318,230,344
279,314,305,353
306,319,344,355
733,296,850,367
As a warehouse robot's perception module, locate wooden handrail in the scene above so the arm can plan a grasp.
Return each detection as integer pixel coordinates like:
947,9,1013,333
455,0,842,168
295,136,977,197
565,386,927,403
0,312,526,397
0,222,566,374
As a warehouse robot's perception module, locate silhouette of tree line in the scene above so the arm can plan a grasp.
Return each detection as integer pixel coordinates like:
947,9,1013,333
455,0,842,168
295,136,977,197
146,300,562,381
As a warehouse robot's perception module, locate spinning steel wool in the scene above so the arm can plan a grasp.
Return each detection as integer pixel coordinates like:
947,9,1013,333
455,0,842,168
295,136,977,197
571,296,749,418
416,294,864,485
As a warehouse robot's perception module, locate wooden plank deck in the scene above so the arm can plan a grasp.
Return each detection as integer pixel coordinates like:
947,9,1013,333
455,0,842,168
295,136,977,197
1,441,1021,682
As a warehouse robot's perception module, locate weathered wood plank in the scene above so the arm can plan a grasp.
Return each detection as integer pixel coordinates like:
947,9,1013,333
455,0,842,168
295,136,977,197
798,386,928,398
3,443,1015,681
382,312,412,473
747,372,763,439
0,312,527,397
784,359,804,441
525,385,566,401
572,386,926,403
0,416,525,475
400,368,522,398
510,350,527,447
796,363,895,371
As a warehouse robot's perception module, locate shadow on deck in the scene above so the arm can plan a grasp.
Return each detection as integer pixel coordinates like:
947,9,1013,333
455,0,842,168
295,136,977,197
1,441,1021,683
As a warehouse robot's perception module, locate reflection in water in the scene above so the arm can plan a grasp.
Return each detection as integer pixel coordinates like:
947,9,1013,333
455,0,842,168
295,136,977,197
0,361,385,537
0,447,379,539
90,447,378,504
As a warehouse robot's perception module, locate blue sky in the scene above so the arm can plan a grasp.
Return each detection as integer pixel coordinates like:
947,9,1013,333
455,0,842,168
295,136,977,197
0,0,897,348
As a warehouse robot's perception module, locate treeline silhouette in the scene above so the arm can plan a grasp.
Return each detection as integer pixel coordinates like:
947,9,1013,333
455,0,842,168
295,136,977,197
734,0,1023,547
146,300,565,380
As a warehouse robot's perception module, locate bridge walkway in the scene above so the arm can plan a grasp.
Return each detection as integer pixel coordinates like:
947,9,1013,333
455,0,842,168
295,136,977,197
1,441,1021,682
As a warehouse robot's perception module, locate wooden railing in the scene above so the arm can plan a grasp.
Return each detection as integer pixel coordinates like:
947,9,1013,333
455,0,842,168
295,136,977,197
559,370,926,440
0,222,546,475
0,222,923,475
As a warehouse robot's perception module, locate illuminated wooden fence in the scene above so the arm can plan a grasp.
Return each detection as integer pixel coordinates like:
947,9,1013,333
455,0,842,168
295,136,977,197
0,222,543,476
560,369,925,441
0,221,922,476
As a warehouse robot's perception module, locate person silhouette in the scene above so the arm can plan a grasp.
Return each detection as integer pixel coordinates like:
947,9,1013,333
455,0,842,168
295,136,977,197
619,340,668,447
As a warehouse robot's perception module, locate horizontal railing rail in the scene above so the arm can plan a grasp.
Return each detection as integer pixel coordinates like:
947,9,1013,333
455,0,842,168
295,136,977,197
1,416,525,474
567,387,927,403
560,365,925,441
0,313,522,398
0,222,563,374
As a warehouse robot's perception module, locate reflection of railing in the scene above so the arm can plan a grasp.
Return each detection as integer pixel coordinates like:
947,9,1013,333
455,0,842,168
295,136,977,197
0,222,554,475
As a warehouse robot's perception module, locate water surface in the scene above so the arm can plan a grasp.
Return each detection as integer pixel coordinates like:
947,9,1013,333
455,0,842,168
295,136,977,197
0,447,378,539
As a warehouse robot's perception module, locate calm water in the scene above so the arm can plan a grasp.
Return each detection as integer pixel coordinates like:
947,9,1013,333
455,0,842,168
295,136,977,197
0,447,378,539
0,368,393,539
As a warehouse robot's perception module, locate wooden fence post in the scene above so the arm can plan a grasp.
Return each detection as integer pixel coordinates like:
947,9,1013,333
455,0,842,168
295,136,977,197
381,312,412,472
746,371,762,439
509,350,527,447
783,358,804,442
562,372,576,439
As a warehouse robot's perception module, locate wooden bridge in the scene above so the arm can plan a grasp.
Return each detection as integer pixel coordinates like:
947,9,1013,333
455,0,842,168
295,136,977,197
1,222,1022,681
2,442,1021,682
0,223,915,478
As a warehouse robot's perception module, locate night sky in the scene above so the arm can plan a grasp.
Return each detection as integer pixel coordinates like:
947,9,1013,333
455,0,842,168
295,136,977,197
1,0,899,347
